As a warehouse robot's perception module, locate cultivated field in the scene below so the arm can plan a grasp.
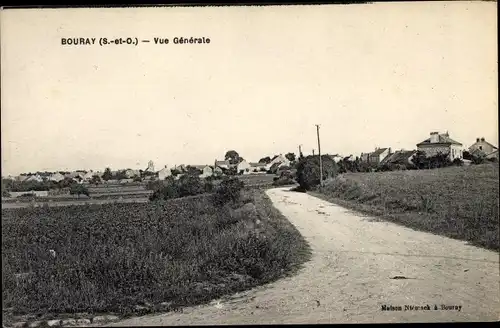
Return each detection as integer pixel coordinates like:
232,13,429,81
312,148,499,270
2,189,310,321
314,163,499,251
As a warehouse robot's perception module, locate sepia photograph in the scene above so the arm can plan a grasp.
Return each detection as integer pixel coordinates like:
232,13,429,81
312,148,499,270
1,1,498,326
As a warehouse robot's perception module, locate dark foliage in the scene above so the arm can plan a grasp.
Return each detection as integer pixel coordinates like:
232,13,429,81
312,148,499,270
295,155,339,190
212,177,245,207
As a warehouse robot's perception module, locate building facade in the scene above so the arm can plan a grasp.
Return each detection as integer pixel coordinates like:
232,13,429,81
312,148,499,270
416,131,463,160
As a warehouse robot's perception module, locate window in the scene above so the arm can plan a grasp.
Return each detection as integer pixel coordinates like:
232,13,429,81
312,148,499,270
479,146,483,150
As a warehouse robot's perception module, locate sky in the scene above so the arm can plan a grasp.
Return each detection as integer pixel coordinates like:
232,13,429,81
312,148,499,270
1,2,498,176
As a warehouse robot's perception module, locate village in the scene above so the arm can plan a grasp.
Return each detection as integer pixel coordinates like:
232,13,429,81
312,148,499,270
2,131,498,200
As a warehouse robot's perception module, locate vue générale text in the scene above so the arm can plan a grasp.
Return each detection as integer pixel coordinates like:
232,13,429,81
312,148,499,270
61,37,211,46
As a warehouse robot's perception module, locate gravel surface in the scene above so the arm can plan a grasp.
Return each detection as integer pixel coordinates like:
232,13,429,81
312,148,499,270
106,187,499,325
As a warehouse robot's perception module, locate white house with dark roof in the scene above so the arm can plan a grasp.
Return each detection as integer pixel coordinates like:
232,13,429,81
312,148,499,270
265,154,290,171
368,148,392,165
214,160,230,170
380,150,417,166
249,162,267,173
236,160,251,174
25,174,43,183
48,172,65,182
417,131,463,160
360,148,391,164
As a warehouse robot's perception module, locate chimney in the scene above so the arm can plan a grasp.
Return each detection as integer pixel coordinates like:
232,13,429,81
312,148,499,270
430,132,439,143
476,138,480,142
481,137,485,142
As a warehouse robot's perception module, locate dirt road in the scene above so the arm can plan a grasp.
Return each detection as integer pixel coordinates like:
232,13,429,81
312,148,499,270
107,187,499,325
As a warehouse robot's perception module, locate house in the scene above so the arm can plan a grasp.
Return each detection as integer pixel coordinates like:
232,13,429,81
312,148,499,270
327,154,343,163
16,175,29,182
267,162,282,174
360,153,370,163
248,162,267,173
186,165,214,178
416,131,463,160
48,172,65,182
158,166,172,180
380,150,417,166
124,169,140,178
199,166,214,178
25,174,43,183
213,166,224,175
367,148,392,165
214,160,230,170
174,164,187,173
265,154,290,171
82,171,95,182
64,172,79,179
236,160,251,174
468,137,498,156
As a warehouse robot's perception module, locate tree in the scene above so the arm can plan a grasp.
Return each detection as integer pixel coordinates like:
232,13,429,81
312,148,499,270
225,150,242,165
285,152,296,162
102,167,113,181
70,184,89,198
113,170,127,180
259,156,271,164
90,175,101,185
296,155,338,190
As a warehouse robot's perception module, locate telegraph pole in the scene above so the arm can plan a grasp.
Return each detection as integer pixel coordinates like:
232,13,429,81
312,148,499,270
316,124,323,187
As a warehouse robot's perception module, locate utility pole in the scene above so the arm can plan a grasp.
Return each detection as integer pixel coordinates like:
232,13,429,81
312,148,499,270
312,149,315,155
316,124,323,187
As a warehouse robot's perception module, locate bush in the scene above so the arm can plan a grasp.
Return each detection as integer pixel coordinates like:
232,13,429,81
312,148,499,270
69,184,89,197
452,158,464,166
295,155,339,190
411,151,452,169
177,175,204,196
272,176,296,186
149,175,206,201
213,177,245,207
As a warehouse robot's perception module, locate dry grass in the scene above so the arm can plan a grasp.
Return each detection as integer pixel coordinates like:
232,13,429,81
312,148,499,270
313,164,499,251
2,190,310,318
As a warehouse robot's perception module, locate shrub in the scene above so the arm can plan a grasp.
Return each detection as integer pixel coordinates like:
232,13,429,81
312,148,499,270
69,184,89,197
295,155,338,190
149,175,206,201
213,177,245,207
411,151,452,169
177,175,204,197
272,176,296,186
203,179,215,193
452,158,464,166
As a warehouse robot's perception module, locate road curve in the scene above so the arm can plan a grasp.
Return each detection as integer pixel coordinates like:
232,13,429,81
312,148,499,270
106,187,499,325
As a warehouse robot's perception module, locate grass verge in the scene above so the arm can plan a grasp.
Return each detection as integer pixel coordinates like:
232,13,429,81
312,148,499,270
2,189,311,320
310,164,499,252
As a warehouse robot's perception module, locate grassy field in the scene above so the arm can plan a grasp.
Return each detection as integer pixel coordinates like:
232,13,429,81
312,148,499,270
313,163,499,251
2,189,311,320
